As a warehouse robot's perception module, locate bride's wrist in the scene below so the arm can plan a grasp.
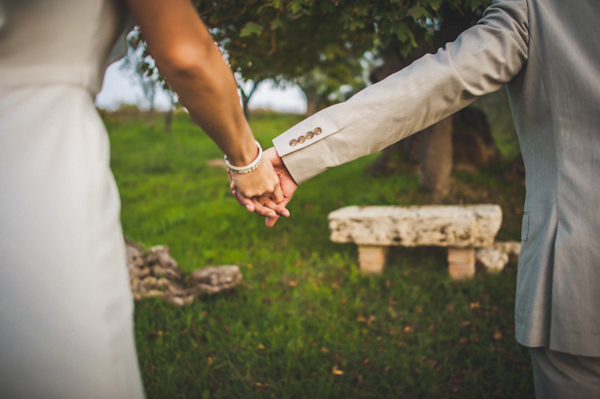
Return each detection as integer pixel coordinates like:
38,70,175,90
224,140,263,175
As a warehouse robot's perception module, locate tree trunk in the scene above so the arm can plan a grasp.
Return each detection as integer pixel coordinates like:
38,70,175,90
418,116,453,203
239,78,264,120
164,106,173,133
305,91,319,116
147,91,155,127
298,84,322,117
241,92,250,120
147,106,155,127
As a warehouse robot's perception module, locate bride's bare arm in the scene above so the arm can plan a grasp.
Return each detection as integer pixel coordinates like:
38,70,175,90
124,0,283,204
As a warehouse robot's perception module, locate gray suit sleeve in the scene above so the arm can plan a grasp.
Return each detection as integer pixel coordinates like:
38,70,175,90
273,0,529,185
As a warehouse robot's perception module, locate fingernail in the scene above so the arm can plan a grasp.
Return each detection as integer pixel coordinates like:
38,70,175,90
246,204,253,212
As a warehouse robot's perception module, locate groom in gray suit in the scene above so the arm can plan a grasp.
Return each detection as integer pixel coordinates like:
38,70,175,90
233,0,600,397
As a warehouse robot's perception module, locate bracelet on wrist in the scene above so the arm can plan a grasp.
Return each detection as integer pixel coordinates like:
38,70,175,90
224,140,263,175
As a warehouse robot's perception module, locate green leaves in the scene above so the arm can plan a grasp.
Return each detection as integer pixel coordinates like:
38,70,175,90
407,4,430,21
389,23,415,44
270,17,286,30
288,0,313,15
240,22,264,37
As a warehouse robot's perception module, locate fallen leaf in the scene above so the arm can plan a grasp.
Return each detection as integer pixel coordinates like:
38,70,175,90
460,321,471,327
320,347,330,353
332,366,344,375
494,331,503,340
470,302,480,309
258,344,265,350
287,281,297,288
207,357,213,365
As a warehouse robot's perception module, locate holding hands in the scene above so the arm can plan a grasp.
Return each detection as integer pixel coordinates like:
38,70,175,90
229,147,297,227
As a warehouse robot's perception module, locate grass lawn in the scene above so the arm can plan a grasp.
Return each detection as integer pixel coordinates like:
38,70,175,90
104,108,531,398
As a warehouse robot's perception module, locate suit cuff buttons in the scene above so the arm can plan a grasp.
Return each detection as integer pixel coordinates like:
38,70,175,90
289,127,322,147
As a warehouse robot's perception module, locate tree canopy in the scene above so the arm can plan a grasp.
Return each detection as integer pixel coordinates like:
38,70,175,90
194,0,491,113
127,0,492,116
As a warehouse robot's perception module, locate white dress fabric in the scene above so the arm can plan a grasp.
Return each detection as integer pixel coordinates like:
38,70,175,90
0,1,144,398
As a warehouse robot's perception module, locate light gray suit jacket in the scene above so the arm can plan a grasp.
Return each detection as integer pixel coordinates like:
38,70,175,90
273,0,600,357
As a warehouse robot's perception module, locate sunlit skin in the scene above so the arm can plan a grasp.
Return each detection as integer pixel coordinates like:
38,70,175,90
231,147,297,227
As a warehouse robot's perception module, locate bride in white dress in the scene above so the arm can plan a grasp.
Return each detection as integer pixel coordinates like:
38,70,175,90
0,1,286,397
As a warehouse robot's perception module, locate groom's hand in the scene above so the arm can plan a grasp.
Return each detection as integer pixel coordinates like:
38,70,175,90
230,147,298,228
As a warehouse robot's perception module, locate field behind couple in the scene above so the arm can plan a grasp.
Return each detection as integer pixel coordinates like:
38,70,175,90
103,106,532,398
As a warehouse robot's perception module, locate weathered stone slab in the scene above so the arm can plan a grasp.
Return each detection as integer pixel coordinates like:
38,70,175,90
328,205,504,280
328,205,502,248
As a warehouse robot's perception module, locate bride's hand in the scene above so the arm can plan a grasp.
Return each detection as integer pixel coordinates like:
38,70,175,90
230,147,296,227
228,158,287,219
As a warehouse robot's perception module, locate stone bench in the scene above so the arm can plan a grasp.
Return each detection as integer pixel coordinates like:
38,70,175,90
328,205,503,280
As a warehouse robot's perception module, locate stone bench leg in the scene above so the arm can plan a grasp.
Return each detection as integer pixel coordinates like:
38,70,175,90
358,245,389,274
447,247,475,280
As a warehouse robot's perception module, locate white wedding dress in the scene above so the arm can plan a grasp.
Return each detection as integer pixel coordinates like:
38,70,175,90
0,1,144,397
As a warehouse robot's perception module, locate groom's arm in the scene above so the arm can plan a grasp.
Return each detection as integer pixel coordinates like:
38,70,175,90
273,0,529,185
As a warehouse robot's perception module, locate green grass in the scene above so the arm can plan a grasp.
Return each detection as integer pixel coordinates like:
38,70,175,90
105,110,531,398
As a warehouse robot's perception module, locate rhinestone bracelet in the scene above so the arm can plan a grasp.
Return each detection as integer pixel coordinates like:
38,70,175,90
224,140,263,174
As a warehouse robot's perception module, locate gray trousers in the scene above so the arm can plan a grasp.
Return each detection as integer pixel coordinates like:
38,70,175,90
530,347,600,399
